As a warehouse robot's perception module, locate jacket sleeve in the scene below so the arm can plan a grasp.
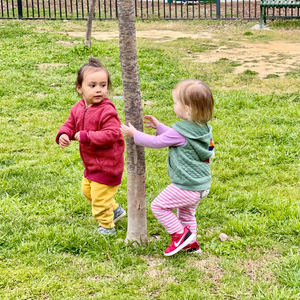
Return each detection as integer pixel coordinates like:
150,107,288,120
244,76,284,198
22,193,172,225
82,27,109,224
56,107,77,144
80,109,122,148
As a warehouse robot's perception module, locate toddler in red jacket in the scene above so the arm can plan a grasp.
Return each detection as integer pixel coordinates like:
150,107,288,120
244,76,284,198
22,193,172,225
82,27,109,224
56,57,126,235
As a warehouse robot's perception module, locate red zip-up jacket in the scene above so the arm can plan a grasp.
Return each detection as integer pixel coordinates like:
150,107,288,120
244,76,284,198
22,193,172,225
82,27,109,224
56,98,125,186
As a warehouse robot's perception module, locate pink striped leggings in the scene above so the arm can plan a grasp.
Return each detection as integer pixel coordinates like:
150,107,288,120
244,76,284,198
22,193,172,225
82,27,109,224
151,184,210,236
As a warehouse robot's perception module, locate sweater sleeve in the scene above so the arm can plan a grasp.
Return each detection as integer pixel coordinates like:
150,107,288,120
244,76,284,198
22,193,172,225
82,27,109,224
134,128,186,149
56,107,77,144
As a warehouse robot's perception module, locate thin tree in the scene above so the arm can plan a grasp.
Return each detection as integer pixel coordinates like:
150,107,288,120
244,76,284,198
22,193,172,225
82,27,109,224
117,0,147,244
84,0,97,47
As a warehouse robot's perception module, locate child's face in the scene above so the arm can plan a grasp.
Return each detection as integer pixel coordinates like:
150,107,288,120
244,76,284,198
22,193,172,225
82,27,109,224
172,91,190,120
76,70,108,107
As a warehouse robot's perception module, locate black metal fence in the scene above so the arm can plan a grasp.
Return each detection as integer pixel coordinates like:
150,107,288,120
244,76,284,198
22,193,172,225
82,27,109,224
0,0,299,20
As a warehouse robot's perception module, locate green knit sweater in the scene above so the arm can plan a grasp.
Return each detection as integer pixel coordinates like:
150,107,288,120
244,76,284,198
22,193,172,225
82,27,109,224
168,120,213,191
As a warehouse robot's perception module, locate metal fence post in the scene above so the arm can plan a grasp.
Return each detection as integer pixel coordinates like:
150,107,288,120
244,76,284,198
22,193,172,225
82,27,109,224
116,0,118,18
216,0,221,19
17,0,23,19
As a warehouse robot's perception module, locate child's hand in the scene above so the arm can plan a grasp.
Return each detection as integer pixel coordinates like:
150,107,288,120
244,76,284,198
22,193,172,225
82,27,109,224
143,115,159,129
120,122,136,138
58,134,70,148
74,132,80,142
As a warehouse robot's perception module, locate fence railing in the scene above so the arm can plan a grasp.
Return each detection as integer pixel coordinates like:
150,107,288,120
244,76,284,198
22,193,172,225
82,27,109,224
0,0,299,20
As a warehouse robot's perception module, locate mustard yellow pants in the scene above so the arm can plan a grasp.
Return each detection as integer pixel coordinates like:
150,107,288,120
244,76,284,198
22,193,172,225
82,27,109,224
81,177,119,229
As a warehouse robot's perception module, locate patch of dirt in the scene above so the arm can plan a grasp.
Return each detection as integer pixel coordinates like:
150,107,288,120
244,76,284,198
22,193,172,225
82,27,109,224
56,40,81,46
65,30,298,78
189,255,223,283
87,275,104,281
143,100,158,107
240,252,279,283
38,62,67,71
192,41,299,78
243,258,275,282
144,255,164,268
65,30,213,42
143,255,175,282
36,93,46,98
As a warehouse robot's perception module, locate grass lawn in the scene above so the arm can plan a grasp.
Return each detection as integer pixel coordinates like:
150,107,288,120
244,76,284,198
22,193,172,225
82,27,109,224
0,18,299,299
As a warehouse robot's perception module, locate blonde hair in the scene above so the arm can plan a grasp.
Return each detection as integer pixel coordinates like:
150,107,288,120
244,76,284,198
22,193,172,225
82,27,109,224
173,79,214,125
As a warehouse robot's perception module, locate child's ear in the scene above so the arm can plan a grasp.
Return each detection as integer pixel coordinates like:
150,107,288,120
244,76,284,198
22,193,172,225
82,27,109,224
76,85,82,94
185,105,191,115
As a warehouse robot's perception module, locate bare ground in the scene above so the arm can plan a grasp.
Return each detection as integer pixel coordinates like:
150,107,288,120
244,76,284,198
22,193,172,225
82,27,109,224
65,29,299,78
192,40,299,78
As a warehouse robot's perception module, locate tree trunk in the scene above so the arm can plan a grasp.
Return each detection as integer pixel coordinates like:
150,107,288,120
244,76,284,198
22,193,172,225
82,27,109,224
117,0,147,245
84,0,97,47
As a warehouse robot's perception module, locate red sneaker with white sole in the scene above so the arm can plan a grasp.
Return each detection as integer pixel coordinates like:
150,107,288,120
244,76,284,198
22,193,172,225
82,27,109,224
182,240,202,253
164,227,195,256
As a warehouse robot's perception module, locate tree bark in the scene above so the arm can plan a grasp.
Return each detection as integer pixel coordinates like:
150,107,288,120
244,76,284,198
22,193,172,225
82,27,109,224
118,0,147,245
84,0,97,47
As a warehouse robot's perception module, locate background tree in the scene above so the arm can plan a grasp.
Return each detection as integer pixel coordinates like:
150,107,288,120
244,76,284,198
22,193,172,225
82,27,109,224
84,0,97,47
117,0,148,244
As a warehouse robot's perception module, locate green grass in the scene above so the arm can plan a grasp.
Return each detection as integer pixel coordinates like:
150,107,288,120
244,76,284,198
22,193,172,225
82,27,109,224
0,19,299,299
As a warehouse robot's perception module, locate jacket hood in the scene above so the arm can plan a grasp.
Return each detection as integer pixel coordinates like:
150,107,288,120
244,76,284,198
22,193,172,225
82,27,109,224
172,120,213,161
172,120,212,141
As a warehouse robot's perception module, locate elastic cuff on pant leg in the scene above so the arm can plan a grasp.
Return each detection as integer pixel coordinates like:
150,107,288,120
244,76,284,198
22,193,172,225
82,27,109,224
169,225,184,235
112,203,119,211
98,222,115,229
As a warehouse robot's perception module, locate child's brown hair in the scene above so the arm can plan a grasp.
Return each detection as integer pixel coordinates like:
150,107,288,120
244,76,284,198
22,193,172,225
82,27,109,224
76,57,112,89
173,79,214,125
